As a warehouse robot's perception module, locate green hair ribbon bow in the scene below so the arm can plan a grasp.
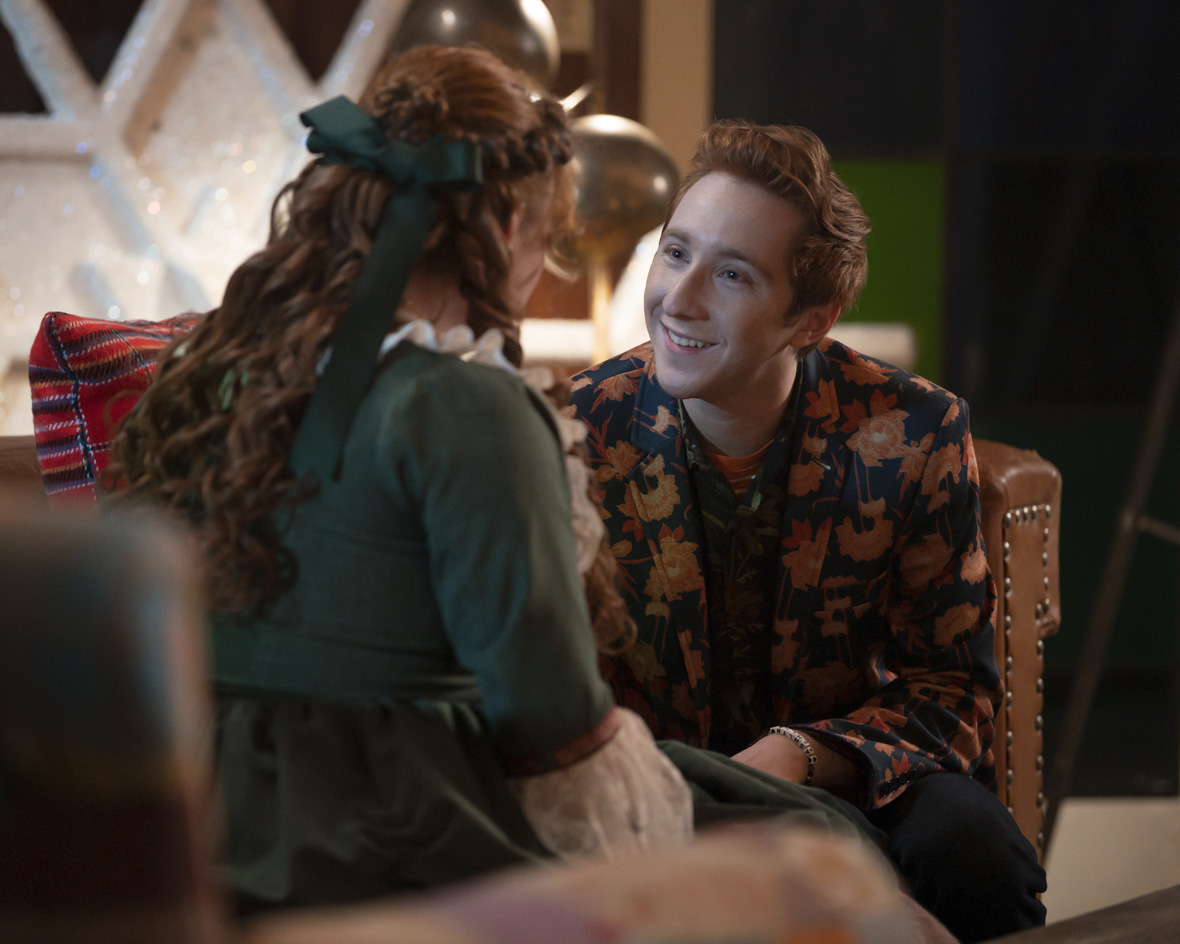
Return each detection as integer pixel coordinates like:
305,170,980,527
288,96,481,481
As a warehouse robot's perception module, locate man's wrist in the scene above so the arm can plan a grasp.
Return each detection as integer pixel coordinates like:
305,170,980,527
768,726,817,785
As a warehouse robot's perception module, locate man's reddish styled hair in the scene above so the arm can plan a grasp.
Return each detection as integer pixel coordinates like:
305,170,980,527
666,120,871,324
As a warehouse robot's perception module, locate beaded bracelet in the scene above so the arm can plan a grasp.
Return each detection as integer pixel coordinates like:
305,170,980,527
768,726,818,785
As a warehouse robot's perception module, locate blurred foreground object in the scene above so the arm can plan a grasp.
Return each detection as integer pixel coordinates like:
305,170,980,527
0,505,225,944
389,0,561,88
244,824,936,944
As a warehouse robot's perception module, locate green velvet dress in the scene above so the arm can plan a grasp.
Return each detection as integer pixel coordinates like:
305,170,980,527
212,342,618,913
210,338,861,916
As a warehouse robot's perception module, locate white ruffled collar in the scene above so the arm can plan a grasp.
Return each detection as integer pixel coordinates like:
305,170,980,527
377,319,513,369
318,319,546,386
377,319,557,392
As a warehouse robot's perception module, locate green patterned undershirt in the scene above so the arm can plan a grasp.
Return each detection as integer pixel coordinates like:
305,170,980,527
679,391,801,756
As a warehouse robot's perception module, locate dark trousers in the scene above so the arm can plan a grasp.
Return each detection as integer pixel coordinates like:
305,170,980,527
838,773,1047,943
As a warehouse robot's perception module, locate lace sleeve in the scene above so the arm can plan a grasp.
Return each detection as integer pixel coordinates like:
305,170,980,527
508,707,692,859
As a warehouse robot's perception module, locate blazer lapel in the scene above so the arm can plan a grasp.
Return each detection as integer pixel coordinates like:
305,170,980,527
623,369,713,744
775,349,855,632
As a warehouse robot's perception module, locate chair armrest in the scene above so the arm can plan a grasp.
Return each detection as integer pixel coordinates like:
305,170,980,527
0,435,46,507
975,438,1063,862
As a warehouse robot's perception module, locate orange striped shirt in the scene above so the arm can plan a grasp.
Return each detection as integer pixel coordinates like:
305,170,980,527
703,439,774,501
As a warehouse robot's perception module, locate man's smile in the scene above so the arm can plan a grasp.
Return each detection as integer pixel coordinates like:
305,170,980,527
665,325,714,350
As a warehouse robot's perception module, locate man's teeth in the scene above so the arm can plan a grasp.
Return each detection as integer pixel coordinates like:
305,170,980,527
668,329,707,348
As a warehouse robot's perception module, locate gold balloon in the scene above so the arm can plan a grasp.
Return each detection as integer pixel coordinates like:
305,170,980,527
389,0,561,89
568,114,680,264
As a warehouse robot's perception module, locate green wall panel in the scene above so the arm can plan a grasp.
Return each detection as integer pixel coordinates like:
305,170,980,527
832,161,944,382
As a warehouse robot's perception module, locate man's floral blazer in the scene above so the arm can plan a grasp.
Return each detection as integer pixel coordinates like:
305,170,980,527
568,338,1002,810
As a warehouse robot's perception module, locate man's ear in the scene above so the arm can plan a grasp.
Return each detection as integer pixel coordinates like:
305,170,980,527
790,302,842,348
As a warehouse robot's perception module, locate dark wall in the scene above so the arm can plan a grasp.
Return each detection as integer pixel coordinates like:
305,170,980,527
713,0,945,157
945,1,1180,410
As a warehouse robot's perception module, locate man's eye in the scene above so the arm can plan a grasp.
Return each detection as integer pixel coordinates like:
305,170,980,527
723,269,742,281
667,247,684,259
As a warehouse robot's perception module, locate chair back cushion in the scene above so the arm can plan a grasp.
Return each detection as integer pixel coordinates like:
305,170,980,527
28,312,199,506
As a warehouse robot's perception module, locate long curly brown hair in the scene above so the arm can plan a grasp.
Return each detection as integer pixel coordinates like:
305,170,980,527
108,45,576,616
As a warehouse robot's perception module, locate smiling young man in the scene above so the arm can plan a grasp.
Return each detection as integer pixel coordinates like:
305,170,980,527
568,120,1046,943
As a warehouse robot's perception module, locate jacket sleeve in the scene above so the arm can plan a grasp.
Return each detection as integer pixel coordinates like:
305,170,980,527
794,398,1002,810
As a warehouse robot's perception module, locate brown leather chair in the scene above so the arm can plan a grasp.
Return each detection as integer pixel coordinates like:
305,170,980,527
976,440,1063,864
0,432,1062,863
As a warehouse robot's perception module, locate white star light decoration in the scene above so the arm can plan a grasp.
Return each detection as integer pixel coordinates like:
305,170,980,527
0,0,414,433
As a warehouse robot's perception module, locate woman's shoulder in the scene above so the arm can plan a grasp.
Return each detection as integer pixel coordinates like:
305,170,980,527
360,341,566,489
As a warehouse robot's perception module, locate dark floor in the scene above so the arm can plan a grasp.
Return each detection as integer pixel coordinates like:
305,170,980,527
1041,668,1180,798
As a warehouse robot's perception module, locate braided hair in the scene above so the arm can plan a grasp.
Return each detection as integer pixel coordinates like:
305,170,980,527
108,45,576,614
363,50,575,366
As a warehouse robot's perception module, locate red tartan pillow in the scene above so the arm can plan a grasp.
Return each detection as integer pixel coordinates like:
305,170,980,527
28,312,200,506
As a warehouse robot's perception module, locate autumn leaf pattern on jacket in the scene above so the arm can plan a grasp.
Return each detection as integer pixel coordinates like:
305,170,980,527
568,339,1002,810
